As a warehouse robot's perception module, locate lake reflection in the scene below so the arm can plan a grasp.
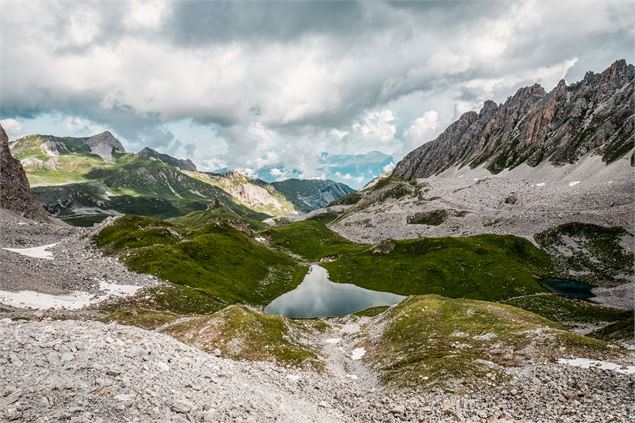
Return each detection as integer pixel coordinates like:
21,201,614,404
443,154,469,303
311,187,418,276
265,265,405,318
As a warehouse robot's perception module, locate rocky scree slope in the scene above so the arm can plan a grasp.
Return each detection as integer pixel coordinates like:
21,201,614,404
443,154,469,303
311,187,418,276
394,60,634,179
2,300,633,423
0,124,50,221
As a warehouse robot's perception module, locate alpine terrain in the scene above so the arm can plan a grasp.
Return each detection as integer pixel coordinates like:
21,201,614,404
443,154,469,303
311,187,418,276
0,3,634,421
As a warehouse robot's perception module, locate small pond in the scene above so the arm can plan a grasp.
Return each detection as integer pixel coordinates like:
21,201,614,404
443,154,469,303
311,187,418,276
265,265,405,318
540,277,595,300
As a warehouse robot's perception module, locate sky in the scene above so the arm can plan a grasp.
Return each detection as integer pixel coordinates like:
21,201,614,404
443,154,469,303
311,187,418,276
1,0,633,186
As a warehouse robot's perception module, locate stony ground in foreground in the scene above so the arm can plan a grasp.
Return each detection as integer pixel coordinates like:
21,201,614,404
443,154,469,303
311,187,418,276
1,318,633,423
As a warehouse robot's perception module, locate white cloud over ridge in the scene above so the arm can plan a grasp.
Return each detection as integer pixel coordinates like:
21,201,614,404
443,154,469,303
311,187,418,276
0,0,633,183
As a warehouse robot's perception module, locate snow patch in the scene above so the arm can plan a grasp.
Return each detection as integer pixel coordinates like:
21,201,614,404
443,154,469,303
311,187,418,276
568,181,580,187
2,243,57,259
558,358,635,375
351,348,366,360
534,182,545,187
286,374,301,382
323,338,342,345
0,280,143,310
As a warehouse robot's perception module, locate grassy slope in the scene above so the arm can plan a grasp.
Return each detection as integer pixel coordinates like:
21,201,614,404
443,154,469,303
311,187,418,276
101,303,326,368
93,215,307,305
504,294,634,342
368,295,619,389
323,234,553,301
263,220,367,261
14,138,265,221
184,170,297,216
163,305,324,368
171,209,268,232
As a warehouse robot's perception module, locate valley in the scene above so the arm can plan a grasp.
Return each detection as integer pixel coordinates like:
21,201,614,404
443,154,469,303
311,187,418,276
1,59,634,423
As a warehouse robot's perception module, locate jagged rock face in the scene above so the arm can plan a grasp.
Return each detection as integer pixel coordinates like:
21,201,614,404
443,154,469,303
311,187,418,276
0,125,49,220
394,60,635,179
138,147,197,171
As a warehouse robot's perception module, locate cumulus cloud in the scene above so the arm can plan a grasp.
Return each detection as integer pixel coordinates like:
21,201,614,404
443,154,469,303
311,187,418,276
0,0,633,182
404,111,439,146
352,110,396,143
0,118,23,138
64,117,107,136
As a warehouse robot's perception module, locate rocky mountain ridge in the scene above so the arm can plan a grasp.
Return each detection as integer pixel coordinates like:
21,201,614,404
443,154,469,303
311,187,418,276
394,60,634,179
138,147,197,171
0,124,50,221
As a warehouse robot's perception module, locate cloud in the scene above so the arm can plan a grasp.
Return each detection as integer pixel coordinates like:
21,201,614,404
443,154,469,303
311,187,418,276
0,118,23,138
0,0,632,183
64,116,107,136
404,111,439,146
352,110,396,143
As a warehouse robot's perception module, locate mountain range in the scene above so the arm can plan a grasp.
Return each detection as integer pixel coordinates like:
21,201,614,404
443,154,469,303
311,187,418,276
0,60,633,423
9,132,354,225
394,60,633,179
332,60,634,255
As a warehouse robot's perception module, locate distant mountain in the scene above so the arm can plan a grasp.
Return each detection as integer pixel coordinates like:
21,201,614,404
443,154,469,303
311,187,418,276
253,165,302,183
394,60,634,179
11,131,125,164
10,133,262,224
9,133,356,224
251,152,394,189
184,170,297,216
138,147,197,171
271,179,355,212
0,124,50,220
319,151,395,188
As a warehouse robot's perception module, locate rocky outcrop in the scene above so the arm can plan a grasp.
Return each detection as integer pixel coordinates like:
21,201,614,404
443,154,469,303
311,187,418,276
0,124,49,220
394,60,635,179
138,147,197,171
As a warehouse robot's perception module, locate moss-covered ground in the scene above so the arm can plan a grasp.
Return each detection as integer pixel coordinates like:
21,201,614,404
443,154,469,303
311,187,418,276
323,234,553,301
93,215,307,306
367,295,620,389
162,305,324,369
504,294,631,325
263,220,367,261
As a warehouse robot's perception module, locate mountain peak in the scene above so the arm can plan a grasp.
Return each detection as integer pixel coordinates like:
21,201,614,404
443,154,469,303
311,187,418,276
138,146,197,171
393,60,634,179
85,131,125,162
